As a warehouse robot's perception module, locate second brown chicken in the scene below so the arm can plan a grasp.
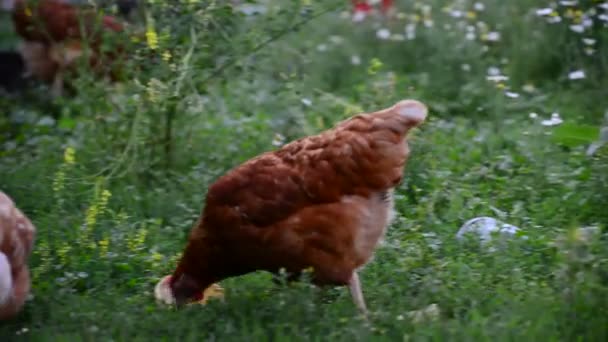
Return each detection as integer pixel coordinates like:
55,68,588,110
155,99,428,315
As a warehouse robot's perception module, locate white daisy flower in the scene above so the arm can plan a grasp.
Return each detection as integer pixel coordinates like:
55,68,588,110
300,98,312,107
541,113,564,126
568,70,586,80
376,28,391,40
570,24,585,33
485,31,501,41
536,8,554,16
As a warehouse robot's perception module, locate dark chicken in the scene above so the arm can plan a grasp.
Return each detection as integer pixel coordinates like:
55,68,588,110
0,50,27,93
155,99,428,314
3,0,127,96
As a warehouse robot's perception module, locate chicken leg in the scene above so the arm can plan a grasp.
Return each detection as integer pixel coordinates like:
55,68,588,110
348,272,368,316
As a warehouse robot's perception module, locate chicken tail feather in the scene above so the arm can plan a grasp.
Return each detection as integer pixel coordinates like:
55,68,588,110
391,99,428,127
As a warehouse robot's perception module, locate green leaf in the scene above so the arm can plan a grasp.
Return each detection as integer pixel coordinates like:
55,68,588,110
551,123,600,147
59,117,77,130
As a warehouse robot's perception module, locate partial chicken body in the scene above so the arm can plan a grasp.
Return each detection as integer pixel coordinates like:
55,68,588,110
3,0,126,96
0,191,36,320
157,99,428,314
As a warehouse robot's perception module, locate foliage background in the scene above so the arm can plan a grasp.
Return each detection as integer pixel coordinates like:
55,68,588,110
0,0,607,340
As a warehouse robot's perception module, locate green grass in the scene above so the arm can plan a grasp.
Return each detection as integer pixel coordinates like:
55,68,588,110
1,0,607,340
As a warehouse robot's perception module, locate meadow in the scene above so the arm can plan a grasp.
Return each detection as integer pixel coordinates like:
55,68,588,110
1,0,607,340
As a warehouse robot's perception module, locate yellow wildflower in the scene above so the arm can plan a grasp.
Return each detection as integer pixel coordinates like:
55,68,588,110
151,252,163,262
367,57,383,75
146,28,159,50
64,146,76,165
101,190,112,204
98,237,110,257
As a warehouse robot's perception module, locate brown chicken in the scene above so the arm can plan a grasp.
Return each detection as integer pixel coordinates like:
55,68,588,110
0,191,36,320
155,99,428,314
3,0,126,96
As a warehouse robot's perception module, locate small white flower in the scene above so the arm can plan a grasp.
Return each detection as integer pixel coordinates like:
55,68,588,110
486,75,509,82
583,38,596,45
466,32,476,40
541,112,563,126
476,21,488,30
599,3,608,10
582,18,593,27
272,133,286,147
529,112,538,119
329,35,344,44
450,10,463,18
406,23,417,40
474,2,485,11
536,8,554,16
423,20,434,28
376,28,391,40
548,16,562,23
352,11,366,22
505,91,520,98
300,98,312,107
351,55,361,65
316,44,327,52
568,70,586,80
487,66,501,76
523,84,536,93
570,24,585,33
461,64,471,72
396,314,405,321
599,14,608,22
485,31,501,41
559,1,578,6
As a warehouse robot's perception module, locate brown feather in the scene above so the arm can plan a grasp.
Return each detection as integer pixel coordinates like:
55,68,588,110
0,191,36,320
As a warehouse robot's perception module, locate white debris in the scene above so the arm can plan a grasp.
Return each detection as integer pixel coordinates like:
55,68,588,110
568,70,586,80
456,217,522,244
